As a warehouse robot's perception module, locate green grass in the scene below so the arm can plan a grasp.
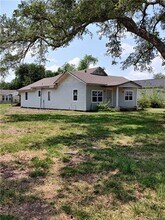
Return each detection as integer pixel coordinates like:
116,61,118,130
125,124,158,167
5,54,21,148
0,104,165,219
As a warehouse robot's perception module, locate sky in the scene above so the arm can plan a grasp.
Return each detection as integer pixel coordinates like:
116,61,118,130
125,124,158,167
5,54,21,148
0,0,164,82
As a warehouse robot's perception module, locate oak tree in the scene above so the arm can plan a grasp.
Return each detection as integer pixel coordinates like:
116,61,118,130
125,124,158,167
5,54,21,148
0,0,165,76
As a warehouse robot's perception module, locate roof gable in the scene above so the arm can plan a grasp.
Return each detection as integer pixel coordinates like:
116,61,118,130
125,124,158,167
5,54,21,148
18,67,142,91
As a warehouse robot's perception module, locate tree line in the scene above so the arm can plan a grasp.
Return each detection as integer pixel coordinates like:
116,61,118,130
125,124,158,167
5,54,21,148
0,55,98,90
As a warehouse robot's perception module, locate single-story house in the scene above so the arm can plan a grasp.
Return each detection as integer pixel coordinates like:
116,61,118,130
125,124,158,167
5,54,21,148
0,90,20,103
134,78,165,101
18,67,141,111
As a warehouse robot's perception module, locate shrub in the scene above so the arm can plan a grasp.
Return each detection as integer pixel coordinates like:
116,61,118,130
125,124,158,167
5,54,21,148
150,89,164,108
137,95,151,110
97,101,115,112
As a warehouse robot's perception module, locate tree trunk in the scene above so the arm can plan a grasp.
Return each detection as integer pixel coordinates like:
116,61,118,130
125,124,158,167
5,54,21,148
118,17,165,59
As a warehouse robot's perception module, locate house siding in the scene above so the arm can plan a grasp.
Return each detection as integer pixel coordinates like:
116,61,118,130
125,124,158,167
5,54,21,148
86,85,105,111
118,87,137,108
20,74,87,111
137,87,165,101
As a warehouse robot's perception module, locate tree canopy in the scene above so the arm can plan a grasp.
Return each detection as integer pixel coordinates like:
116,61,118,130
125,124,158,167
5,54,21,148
57,54,98,73
0,63,56,89
0,0,165,76
153,73,165,79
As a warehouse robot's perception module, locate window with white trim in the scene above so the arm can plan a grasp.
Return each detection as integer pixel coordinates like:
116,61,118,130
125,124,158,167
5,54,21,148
73,90,78,101
92,90,103,103
38,90,41,97
25,92,28,100
48,91,51,101
125,90,133,101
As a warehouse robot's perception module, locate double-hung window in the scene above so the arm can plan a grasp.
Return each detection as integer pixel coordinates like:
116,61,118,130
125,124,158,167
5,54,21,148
92,90,103,103
38,90,41,97
25,92,28,100
48,91,51,101
73,90,78,101
125,90,133,101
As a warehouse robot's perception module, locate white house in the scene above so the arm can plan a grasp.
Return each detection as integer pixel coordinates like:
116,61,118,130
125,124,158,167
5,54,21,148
18,67,141,111
134,78,165,101
0,90,20,103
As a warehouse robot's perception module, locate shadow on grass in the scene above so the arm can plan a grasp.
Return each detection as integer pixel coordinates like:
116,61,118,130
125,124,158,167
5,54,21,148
2,110,165,218
0,161,56,219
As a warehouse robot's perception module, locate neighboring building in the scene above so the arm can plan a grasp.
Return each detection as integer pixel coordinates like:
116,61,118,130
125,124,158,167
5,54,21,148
134,78,165,101
0,90,20,103
18,67,141,111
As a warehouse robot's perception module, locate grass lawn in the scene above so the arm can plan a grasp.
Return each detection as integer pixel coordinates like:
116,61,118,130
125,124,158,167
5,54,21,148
0,104,165,220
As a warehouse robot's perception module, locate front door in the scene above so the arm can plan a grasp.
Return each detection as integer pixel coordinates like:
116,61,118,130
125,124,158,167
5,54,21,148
107,90,113,106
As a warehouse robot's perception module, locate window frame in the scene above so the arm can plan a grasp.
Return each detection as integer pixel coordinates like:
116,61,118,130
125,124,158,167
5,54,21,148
25,92,28,100
38,90,41,97
73,89,78,101
48,91,51,101
124,90,133,101
91,90,103,103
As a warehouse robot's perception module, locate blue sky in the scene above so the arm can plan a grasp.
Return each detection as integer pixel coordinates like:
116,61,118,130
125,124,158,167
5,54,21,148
0,0,164,82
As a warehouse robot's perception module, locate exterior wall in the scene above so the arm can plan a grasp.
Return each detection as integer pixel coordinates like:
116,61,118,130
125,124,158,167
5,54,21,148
86,85,105,111
118,87,137,108
137,87,165,101
21,90,41,108
0,94,11,103
20,74,87,111
12,95,20,103
117,82,140,108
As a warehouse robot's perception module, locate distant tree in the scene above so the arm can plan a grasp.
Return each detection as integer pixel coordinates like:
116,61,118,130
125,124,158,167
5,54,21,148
0,81,11,89
153,73,165,79
56,63,76,74
45,70,57,77
0,0,164,76
14,63,45,88
77,55,98,70
56,54,98,74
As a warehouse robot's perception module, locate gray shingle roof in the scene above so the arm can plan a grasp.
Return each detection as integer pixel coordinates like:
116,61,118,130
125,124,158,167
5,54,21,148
134,78,165,88
70,70,129,86
18,67,139,91
0,90,18,95
18,74,62,91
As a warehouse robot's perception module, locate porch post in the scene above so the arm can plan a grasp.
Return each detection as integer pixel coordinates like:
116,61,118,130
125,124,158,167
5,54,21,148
116,86,119,110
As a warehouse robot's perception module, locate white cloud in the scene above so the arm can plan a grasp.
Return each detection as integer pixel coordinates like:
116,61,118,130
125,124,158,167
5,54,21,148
68,57,80,67
46,64,59,72
124,56,164,80
125,69,152,80
151,56,164,73
2,70,15,82
89,63,98,68
121,43,134,56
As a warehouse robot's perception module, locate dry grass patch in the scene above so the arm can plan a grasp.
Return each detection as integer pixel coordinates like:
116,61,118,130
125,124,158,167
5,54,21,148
0,105,165,219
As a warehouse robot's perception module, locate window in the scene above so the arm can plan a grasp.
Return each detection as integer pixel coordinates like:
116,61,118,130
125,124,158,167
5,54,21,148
2,95,5,101
38,90,41,97
25,92,28,100
6,96,8,101
92,90,103,103
125,90,133,101
73,90,78,101
48,91,51,101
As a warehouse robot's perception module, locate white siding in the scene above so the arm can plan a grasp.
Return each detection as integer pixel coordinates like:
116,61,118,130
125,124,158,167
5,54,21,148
86,85,105,111
20,74,87,111
118,87,137,108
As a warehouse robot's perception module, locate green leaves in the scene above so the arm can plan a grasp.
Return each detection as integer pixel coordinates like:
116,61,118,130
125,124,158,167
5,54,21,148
0,0,165,75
